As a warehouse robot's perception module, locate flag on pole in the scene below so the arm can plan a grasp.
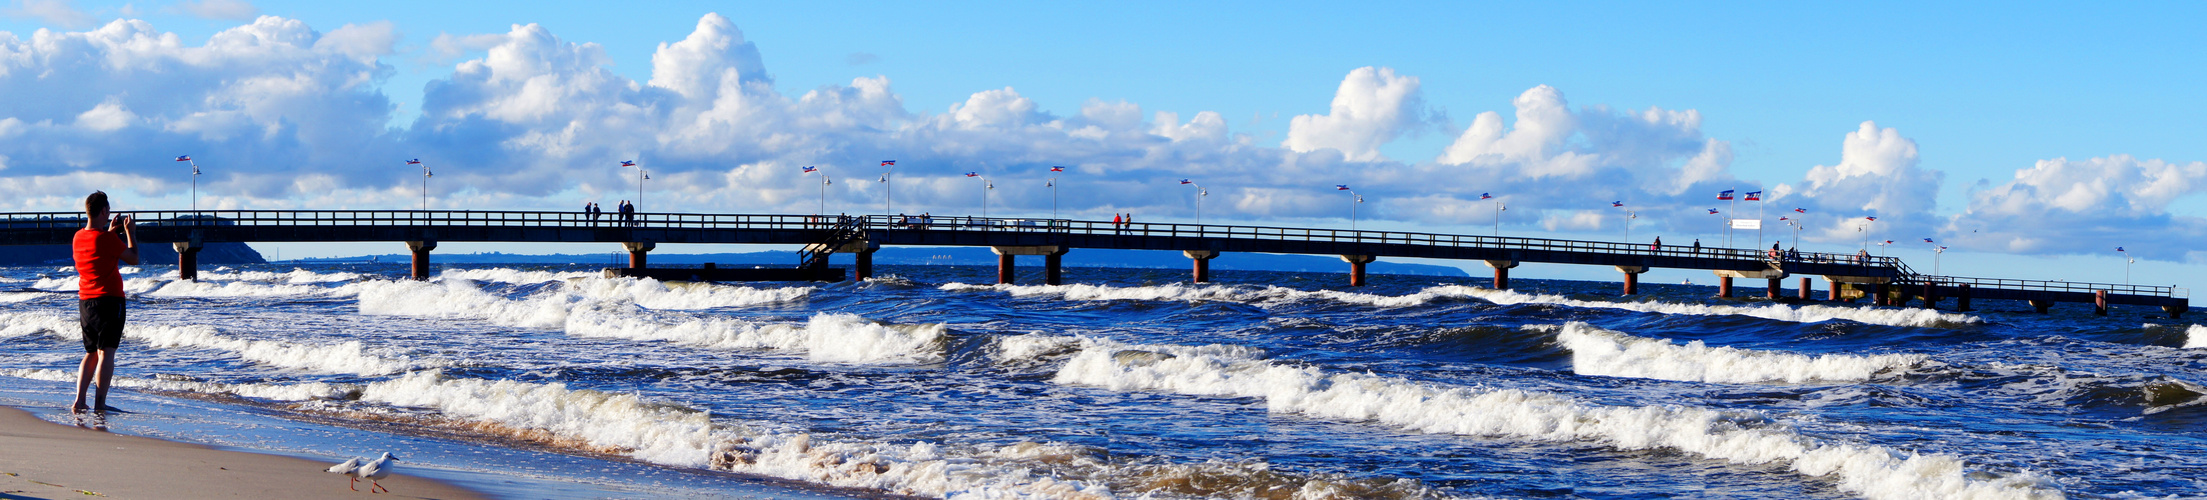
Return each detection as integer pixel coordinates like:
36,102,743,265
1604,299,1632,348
1336,184,1350,190
1480,193,1492,200
880,160,895,166
1884,240,1893,245
2118,246,2127,252
1180,179,1193,185
1612,201,1625,207
620,160,636,167
802,166,817,173
175,155,191,162
1708,208,1719,214
1744,191,1761,201
1794,207,1806,213
964,172,979,177
1924,238,1934,243
406,159,422,165
1865,216,1878,221
1050,166,1065,172
1717,189,1734,200
1779,216,1789,221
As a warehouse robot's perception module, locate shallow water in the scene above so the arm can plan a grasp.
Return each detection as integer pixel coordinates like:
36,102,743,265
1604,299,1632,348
1,262,2202,499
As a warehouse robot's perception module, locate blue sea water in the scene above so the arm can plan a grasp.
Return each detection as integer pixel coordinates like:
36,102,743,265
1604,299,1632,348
0,262,2203,499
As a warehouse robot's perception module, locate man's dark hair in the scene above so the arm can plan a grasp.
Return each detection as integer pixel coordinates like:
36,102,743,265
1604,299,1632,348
85,191,109,214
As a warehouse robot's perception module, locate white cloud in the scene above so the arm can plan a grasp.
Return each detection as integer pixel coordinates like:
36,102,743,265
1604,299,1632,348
1946,155,2207,259
1283,66,1426,162
1770,121,1943,245
3,0,95,28
174,0,256,21
73,96,135,131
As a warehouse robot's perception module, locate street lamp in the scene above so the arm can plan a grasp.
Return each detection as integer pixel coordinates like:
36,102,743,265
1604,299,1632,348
877,160,897,216
1860,216,1878,251
1181,179,1205,224
1612,201,1633,242
1481,193,1501,237
963,171,991,218
407,159,430,211
620,160,646,214
175,155,199,215
1335,185,1362,231
1048,166,1065,220
802,165,827,217
2119,246,2133,285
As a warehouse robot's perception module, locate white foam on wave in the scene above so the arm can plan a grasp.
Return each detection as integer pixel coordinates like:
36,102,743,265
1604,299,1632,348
192,268,365,283
0,310,430,375
439,268,599,284
0,292,45,304
1049,337,2058,500
564,278,811,309
362,279,944,364
1546,322,1926,384
144,279,357,298
0,368,357,401
360,370,1114,498
1432,285,1980,328
31,276,166,295
940,282,1440,308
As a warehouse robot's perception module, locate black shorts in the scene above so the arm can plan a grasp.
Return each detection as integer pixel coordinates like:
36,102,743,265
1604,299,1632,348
79,297,125,353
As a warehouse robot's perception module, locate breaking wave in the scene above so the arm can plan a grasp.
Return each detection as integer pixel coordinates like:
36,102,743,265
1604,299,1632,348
1546,322,1927,384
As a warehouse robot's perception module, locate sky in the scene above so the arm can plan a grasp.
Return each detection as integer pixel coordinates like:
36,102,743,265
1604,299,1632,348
4,0,2206,289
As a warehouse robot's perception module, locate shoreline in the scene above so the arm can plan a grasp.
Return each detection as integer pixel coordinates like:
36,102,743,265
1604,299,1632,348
0,404,488,499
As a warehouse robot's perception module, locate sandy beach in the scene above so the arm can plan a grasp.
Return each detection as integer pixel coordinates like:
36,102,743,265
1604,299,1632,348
0,406,485,499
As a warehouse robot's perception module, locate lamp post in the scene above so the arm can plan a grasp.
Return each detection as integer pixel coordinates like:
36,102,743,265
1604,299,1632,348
1481,193,1501,236
620,160,646,214
407,159,430,211
175,155,199,215
1048,166,1065,220
2119,247,2132,285
878,160,897,216
1181,179,1204,224
1612,201,1632,242
1934,245,1946,276
962,171,991,218
1860,216,1878,251
802,165,826,216
1335,185,1361,231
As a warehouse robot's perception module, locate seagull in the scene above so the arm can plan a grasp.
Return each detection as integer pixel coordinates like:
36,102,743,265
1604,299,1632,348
325,457,363,491
355,452,400,494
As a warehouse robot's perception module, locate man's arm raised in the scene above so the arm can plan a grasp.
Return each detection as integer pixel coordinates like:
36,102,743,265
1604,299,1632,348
115,215,139,266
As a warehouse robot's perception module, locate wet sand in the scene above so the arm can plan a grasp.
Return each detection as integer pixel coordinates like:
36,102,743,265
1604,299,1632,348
0,406,486,499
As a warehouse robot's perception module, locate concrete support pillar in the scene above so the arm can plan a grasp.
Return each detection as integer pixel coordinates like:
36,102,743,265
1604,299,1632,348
997,253,1017,285
2095,290,2109,316
1955,284,1973,311
1827,279,1843,302
623,241,656,269
1343,255,1377,287
173,241,203,282
1616,266,1648,296
405,240,437,281
1766,277,1782,299
1185,250,1219,283
1798,277,1813,300
1921,282,1940,309
2029,299,2052,314
1874,283,1890,306
990,246,1064,286
1718,276,1734,298
1485,260,1518,290
2164,304,2187,319
1044,249,1066,286
855,249,875,280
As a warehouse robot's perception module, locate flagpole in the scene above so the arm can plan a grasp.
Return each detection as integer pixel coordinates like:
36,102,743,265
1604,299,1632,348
1493,201,1504,237
1050,176,1058,220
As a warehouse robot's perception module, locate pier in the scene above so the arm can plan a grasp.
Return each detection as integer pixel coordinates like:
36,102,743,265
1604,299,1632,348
0,210,2186,316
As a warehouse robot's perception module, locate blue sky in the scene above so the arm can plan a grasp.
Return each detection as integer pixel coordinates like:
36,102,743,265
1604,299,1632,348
4,1,2205,288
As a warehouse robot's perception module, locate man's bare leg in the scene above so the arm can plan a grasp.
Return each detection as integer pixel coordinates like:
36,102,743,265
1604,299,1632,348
70,350,100,413
93,348,116,412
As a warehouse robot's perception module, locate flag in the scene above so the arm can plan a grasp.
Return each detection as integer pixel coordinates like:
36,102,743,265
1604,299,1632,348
1884,240,1893,245
1779,216,1789,220
1612,201,1624,207
1718,189,1734,200
1336,184,1350,190
802,166,818,173
1480,193,1492,200
620,160,636,167
1938,246,1948,251
1923,238,1934,243
2118,246,2127,252
1708,208,1719,214
1864,216,1877,221
1744,191,1761,201
880,160,895,166
406,159,422,165
1793,207,1806,213
1180,179,1193,185
1050,166,1064,172
175,155,191,162
964,172,979,177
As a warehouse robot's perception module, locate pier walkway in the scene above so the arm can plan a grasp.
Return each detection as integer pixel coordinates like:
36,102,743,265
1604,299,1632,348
0,210,2184,316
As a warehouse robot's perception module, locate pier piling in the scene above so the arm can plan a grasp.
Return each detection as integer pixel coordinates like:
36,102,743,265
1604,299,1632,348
405,240,437,281
1486,260,1517,290
1185,250,1219,283
1616,266,1647,295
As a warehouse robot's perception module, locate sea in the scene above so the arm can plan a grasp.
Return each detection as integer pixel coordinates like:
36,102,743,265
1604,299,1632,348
0,261,2202,499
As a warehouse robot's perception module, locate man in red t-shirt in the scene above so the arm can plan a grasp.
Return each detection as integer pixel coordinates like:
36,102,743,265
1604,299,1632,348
72,191,138,414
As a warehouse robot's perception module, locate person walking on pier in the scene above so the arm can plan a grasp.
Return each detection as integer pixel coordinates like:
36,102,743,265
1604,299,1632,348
1652,236,1662,252
71,191,138,415
1693,239,1701,253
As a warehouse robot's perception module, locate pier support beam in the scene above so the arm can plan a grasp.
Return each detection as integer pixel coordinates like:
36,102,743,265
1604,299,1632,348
173,241,203,282
990,246,1063,285
1616,266,1647,296
854,248,876,280
1045,249,1066,285
1921,282,1941,309
623,241,655,269
405,240,437,281
2095,290,2109,316
2165,304,2187,319
1718,277,1734,298
1766,277,1782,299
1955,284,1973,311
1874,283,1890,306
1185,250,1218,283
2029,299,2052,314
1798,277,1813,301
1343,255,1377,287
1485,260,1517,290
1828,279,1843,302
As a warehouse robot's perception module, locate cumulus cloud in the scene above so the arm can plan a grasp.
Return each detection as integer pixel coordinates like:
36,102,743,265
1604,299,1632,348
1283,66,1429,162
1765,121,1943,246
3,0,95,28
1946,155,2207,260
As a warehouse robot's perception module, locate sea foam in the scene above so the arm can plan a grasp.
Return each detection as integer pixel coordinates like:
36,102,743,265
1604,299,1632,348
2184,324,2207,349
0,368,358,401
1048,337,2058,500
0,310,431,375
1547,322,1927,384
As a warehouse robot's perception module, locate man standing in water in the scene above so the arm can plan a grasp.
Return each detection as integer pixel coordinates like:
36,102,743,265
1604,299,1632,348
72,191,137,414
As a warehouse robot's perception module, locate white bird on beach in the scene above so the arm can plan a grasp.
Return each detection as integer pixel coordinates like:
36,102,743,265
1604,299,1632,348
325,457,364,491
355,452,401,494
